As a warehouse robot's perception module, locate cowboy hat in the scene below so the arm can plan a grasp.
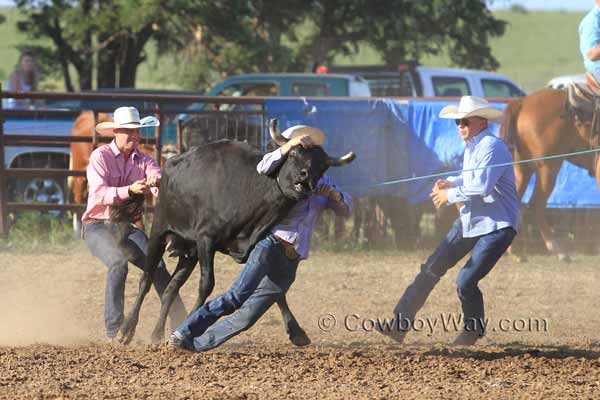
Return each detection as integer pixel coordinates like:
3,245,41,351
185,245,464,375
96,106,160,135
280,125,325,146
439,96,504,123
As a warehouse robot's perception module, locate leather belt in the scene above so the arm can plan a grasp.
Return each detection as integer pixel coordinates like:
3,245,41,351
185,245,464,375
84,218,113,225
274,236,300,260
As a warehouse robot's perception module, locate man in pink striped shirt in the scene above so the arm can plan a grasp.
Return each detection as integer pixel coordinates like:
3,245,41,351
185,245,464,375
82,107,186,342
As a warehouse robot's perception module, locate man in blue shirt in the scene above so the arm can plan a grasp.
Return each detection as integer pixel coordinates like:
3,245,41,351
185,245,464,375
579,1,600,87
379,96,519,346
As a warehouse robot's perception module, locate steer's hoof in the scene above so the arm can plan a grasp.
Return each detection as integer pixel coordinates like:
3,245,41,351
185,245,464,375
289,330,311,347
150,329,164,345
118,322,137,345
557,253,572,263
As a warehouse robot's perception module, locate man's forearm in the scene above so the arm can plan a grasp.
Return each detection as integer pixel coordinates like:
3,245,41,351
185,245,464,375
588,44,600,61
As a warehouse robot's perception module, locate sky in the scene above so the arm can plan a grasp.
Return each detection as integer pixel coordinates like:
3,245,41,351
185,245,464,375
0,0,595,10
489,0,594,11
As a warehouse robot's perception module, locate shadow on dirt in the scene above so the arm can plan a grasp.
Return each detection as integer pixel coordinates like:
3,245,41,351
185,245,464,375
421,341,600,361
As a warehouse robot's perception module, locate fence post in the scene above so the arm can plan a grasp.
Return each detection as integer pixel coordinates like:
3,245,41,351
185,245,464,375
176,118,183,155
92,111,99,150
0,83,8,237
154,105,163,165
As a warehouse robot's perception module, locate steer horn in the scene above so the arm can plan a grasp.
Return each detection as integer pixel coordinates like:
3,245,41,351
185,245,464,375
327,151,356,167
269,118,288,146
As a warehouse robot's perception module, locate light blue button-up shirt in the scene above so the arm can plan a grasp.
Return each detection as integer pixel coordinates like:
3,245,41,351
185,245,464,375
579,6,600,81
256,148,353,259
446,129,519,238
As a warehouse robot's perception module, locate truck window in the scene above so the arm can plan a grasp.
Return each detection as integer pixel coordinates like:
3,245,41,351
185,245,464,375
219,82,277,97
432,77,470,97
291,82,329,96
217,82,276,111
482,79,525,98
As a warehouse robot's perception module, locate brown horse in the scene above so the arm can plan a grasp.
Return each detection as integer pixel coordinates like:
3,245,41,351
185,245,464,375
500,88,600,260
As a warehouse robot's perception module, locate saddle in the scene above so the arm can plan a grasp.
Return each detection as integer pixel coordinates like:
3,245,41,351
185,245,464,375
566,73,600,175
566,74,600,144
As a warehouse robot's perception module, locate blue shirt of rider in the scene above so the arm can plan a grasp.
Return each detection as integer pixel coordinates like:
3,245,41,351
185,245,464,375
579,5,600,82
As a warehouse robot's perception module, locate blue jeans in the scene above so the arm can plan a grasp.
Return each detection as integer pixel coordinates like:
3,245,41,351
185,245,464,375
176,235,299,352
84,222,187,338
394,218,516,335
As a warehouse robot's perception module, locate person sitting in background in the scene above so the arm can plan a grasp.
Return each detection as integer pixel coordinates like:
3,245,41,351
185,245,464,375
2,50,41,109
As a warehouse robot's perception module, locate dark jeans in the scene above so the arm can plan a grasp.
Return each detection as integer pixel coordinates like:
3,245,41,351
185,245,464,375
394,218,516,335
84,222,187,338
176,234,299,352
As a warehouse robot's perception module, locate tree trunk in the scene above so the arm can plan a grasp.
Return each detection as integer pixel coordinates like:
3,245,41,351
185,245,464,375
97,40,118,88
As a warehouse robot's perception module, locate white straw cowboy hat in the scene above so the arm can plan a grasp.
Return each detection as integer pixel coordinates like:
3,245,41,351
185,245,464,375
439,96,504,124
280,125,325,146
96,106,160,135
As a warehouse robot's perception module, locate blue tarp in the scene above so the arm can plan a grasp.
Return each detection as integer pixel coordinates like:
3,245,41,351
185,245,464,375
266,98,411,197
266,97,600,208
408,99,600,208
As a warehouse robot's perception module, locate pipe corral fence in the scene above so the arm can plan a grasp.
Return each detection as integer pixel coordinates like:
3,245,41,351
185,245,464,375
2,90,600,253
0,87,267,236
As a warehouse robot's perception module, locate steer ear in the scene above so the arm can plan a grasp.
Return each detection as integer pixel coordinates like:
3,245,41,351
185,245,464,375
269,118,288,146
327,151,356,167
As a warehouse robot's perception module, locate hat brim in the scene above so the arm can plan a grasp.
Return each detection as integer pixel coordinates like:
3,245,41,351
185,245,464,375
95,116,160,135
439,105,504,124
284,126,325,146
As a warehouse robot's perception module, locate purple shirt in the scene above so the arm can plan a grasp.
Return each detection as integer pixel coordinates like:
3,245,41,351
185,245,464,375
257,148,353,259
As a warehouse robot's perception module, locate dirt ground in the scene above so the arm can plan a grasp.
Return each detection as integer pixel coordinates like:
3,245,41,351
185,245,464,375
2,243,600,399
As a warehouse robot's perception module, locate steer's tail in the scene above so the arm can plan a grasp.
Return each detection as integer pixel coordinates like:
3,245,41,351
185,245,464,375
499,98,522,153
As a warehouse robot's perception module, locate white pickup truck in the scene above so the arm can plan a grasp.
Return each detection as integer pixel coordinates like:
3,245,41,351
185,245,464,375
326,63,526,98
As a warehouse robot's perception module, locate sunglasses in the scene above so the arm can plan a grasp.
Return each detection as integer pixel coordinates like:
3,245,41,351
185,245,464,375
454,118,470,127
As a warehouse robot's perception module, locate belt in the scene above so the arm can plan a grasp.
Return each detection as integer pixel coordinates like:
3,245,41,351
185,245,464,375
273,236,300,260
84,218,113,225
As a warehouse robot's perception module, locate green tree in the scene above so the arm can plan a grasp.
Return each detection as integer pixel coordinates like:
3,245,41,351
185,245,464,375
180,0,506,88
13,0,505,90
15,0,193,90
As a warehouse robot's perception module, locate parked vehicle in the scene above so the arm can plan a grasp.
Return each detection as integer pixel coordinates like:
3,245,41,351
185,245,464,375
178,73,371,149
546,74,586,90
3,88,203,208
324,63,526,98
205,73,371,98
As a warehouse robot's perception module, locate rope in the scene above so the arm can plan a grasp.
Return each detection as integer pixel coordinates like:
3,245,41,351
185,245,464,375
366,147,600,189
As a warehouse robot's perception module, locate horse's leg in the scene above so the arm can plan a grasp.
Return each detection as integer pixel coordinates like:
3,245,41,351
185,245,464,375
595,154,600,191
190,238,216,314
150,254,198,343
276,295,310,347
532,162,569,261
508,161,533,261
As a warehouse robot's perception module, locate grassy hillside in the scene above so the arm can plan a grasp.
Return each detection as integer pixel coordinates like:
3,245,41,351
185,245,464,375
334,9,587,92
0,7,589,92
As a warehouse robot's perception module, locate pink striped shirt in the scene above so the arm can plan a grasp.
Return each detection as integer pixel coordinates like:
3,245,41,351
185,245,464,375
82,141,161,222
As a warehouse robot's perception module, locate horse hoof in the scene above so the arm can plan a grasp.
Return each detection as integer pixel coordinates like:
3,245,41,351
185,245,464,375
289,331,311,347
557,253,572,263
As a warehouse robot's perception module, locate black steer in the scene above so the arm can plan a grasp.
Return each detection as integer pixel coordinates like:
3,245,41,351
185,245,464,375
118,119,355,345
